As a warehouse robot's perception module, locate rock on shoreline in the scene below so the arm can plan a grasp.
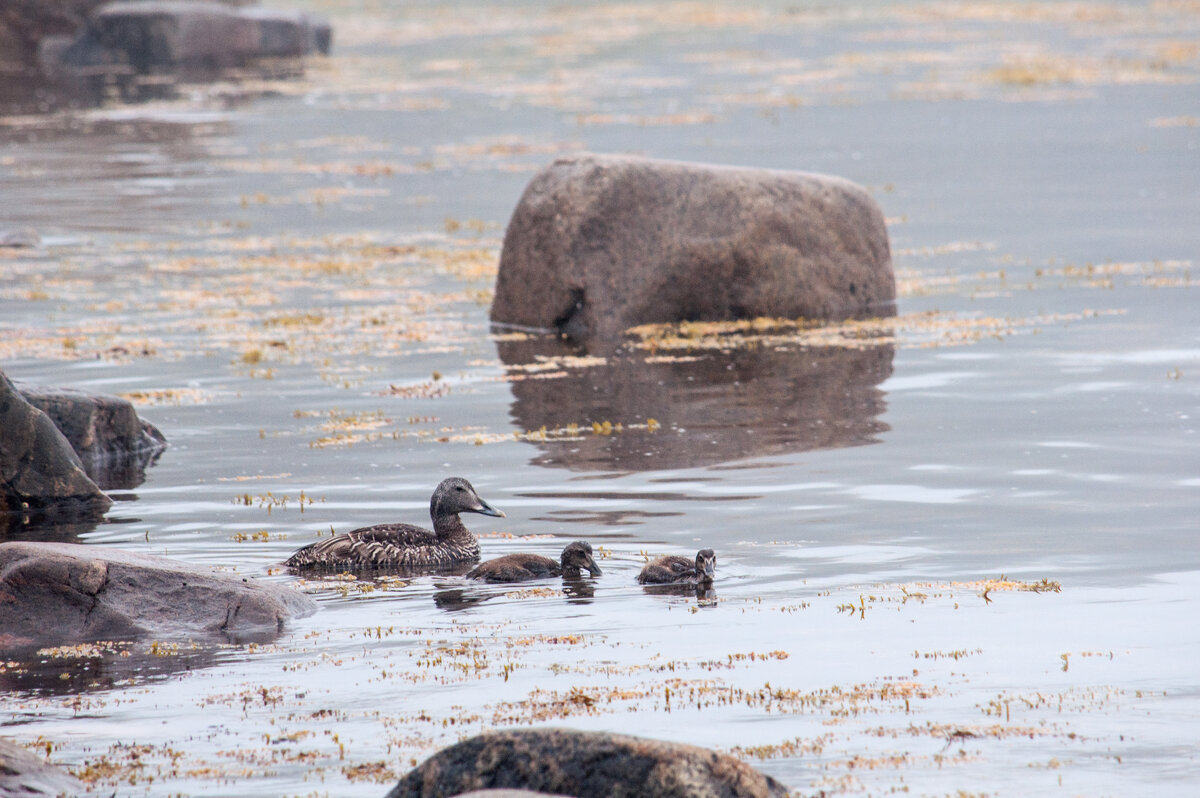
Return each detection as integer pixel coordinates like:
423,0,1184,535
0,541,318,653
0,371,111,516
20,383,167,490
1,370,168,519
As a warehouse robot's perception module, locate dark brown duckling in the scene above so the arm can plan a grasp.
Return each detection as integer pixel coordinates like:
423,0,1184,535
637,548,715,585
285,477,503,571
466,540,602,583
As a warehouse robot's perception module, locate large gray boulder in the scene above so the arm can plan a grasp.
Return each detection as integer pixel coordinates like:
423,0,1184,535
19,383,166,489
0,372,111,516
0,542,318,653
490,153,894,351
387,728,788,798
0,737,87,797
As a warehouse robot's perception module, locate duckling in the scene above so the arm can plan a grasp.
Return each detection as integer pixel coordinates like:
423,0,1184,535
466,540,602,583
637,548,715,585
285,477,503,571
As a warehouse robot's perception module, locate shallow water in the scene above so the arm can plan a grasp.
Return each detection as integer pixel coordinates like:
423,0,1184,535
1,0,1198,795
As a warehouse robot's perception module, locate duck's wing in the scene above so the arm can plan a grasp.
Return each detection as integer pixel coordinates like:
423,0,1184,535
637,555,694,584
662,555,694,575
347,523,438,548
285,523,435,568
466,553,557,582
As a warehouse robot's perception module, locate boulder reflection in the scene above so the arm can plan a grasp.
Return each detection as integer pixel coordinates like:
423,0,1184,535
0,639,281,696
0,506,105,541
496,334,893,471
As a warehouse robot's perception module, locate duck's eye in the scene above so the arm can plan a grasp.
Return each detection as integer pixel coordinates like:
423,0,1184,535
455,486,465,491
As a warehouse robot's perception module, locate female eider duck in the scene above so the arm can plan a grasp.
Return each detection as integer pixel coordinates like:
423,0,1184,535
466,540,602,583
637,549,716,585
285,477,503,571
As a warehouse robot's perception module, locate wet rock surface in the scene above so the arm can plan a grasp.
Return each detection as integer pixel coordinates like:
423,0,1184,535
0,541,318,654
0,371,111,517
19,384,166,490
0,737,86,798
448,792,577,798
490,153,895,351
387,727,788,798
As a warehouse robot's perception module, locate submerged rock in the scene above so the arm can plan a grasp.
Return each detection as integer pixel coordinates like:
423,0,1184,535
19,384,166,490
0,737,86,798
387,727,788,798
491,153,895,351
0,228,41,248
0,541,318,653
0,371,111,517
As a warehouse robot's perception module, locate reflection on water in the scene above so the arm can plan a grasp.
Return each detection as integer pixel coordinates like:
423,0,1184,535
0,108,235,235
532,508,683,527
0,507,104,541
562,577,596,604
498,334,893,471
84,447,165,492
0,54,308,117
641,582,718,604
432,575,597,611
432,585,490,612
0,642,244,696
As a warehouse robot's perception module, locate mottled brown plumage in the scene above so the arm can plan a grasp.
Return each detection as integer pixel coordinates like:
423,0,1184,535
285,477,503,572
466,541,602,583
637,549,716,585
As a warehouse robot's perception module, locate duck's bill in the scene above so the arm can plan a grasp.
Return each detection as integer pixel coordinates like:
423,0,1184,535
702,561,716,577
473,499,505,518
585,556,603,577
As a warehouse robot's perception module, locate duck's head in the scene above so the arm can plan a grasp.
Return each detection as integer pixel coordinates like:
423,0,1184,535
695,549,716,582
431,477,505,520
561,540,602,577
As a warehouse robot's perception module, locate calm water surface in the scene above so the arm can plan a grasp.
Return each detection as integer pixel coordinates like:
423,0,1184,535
1,1,1198,795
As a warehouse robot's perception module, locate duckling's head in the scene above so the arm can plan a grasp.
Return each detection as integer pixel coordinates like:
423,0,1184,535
561,540,602,577
695,549,716,582
431,477,505,520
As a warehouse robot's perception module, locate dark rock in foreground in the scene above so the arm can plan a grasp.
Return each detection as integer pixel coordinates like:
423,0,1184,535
20,384,167,489
491,153,895,352
387,728,788,798
0,737,86,798
0,371,111,517
448,792,575,798
0,541,318,653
